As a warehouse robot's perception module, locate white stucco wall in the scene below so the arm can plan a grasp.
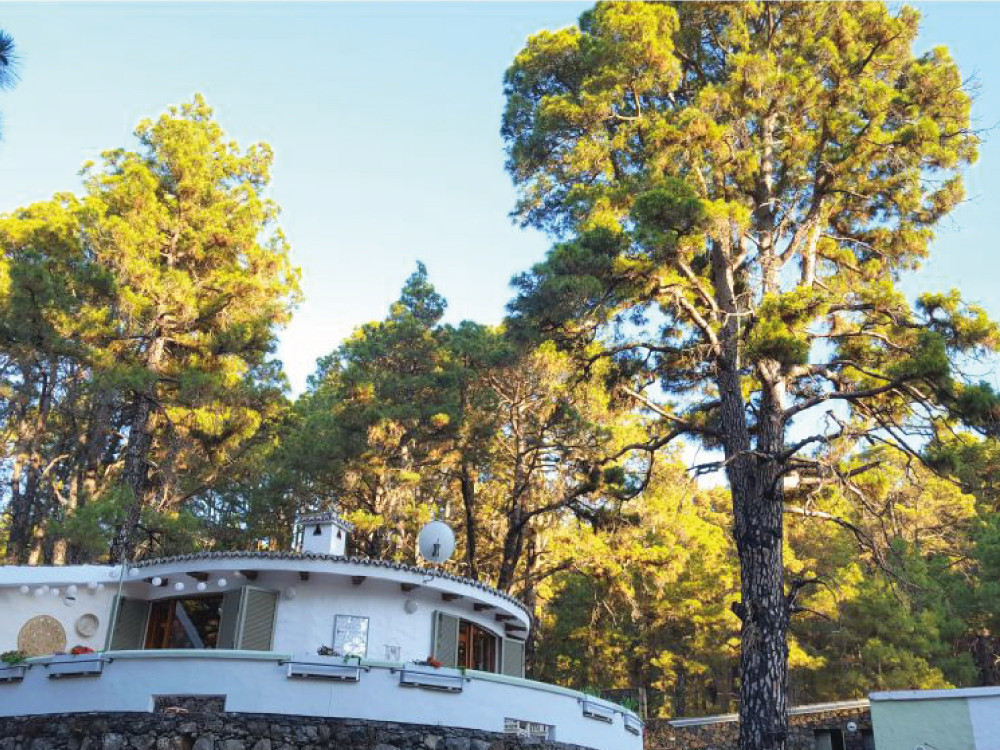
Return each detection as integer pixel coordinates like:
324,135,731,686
968,694,1000,750
2,557,527,664
0,566,117,653
268,571,512,661
0,652,642,750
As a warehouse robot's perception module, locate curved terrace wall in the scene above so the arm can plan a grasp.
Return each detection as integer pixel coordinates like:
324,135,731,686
0,651,643,750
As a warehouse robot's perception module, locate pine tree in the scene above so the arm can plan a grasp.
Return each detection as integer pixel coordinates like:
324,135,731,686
501,3,996,746
1,96,300,563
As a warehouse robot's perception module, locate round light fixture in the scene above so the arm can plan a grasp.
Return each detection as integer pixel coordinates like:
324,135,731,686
404,599,418,614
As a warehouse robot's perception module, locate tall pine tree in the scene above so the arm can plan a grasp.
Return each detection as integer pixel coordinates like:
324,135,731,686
502,3,996,746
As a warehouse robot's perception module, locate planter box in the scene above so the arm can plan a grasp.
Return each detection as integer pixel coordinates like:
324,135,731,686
45,654,104,679
581,699,615,723
286,657,362,682
0,664,27,683
399,666,464,693
624,714,643,735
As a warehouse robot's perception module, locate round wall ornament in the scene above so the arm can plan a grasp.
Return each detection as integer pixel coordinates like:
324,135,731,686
75,613,99,637
17,615,67,656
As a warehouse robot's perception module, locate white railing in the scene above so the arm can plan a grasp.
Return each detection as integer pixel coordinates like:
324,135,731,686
0,650,643,750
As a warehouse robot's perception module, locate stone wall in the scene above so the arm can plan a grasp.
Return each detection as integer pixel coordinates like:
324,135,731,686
646,704,873,750
0,712,589,750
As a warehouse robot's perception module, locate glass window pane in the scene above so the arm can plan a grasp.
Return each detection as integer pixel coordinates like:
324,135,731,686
145,595,223,650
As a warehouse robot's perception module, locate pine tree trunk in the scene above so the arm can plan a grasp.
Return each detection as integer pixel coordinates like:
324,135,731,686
734,482,788,750
7,453,27,562
716,350,789,750
109,337,165,563
459,457,480,581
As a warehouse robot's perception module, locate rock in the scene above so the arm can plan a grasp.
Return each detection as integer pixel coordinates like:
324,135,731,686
444,737,471,750
373,744,398,750
423,735,443,750
221,741,245,750
102,734,126,750
30,739,55,750
470,740,491,750
250,741,271,750
192,737,214,750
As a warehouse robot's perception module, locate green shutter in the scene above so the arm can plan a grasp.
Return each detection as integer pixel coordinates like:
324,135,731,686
501,638,525,678
237,587,278,651
432,612,459,668
110,596,149,650
216,589,243,649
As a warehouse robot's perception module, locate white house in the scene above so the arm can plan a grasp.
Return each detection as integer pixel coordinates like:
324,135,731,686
0,513,642,750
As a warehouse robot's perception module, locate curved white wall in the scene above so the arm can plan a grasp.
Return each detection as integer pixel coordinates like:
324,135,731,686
268,572,512,661
0,652,643,750
2,558,527,663
0,571,117,653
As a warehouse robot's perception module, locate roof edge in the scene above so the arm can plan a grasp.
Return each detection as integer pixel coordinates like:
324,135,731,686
133,550,529,618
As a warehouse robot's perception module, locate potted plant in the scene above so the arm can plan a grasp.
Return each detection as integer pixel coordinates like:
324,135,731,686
0,650,29,682
284,646,363,681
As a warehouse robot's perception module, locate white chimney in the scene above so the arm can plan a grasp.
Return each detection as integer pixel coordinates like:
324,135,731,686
297,511,352,556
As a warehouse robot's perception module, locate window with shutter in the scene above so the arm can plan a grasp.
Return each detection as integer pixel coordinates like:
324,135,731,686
501,638,525,678
110,596,149,650
216,589,243,649
237,587,278,651
432,611,459,667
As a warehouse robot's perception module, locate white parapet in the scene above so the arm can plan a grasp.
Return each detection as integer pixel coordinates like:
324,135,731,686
0,650,643,750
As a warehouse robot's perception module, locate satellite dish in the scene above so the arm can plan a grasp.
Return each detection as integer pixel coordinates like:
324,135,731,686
418,520,455,564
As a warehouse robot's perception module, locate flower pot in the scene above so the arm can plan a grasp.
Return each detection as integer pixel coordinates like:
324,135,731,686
0,664,27,683
286,655,362,681
45,653,104,678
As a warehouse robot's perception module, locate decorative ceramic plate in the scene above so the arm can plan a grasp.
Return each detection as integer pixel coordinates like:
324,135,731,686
17,615,67,656
75,613,99,637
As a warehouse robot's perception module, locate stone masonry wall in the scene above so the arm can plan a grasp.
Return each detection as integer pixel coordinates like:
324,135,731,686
646,705,872,750
0,713,591,750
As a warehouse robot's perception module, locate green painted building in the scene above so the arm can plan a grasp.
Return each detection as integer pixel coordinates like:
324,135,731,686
871,687,1000,750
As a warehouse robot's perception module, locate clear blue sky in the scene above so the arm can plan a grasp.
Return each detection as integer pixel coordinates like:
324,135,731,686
1,2,998,395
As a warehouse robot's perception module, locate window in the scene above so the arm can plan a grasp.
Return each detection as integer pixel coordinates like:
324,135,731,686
457,620,497,672
504,718,553,739
145,595,224,649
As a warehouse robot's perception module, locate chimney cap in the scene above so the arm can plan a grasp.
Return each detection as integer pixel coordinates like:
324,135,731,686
297,511,354,532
